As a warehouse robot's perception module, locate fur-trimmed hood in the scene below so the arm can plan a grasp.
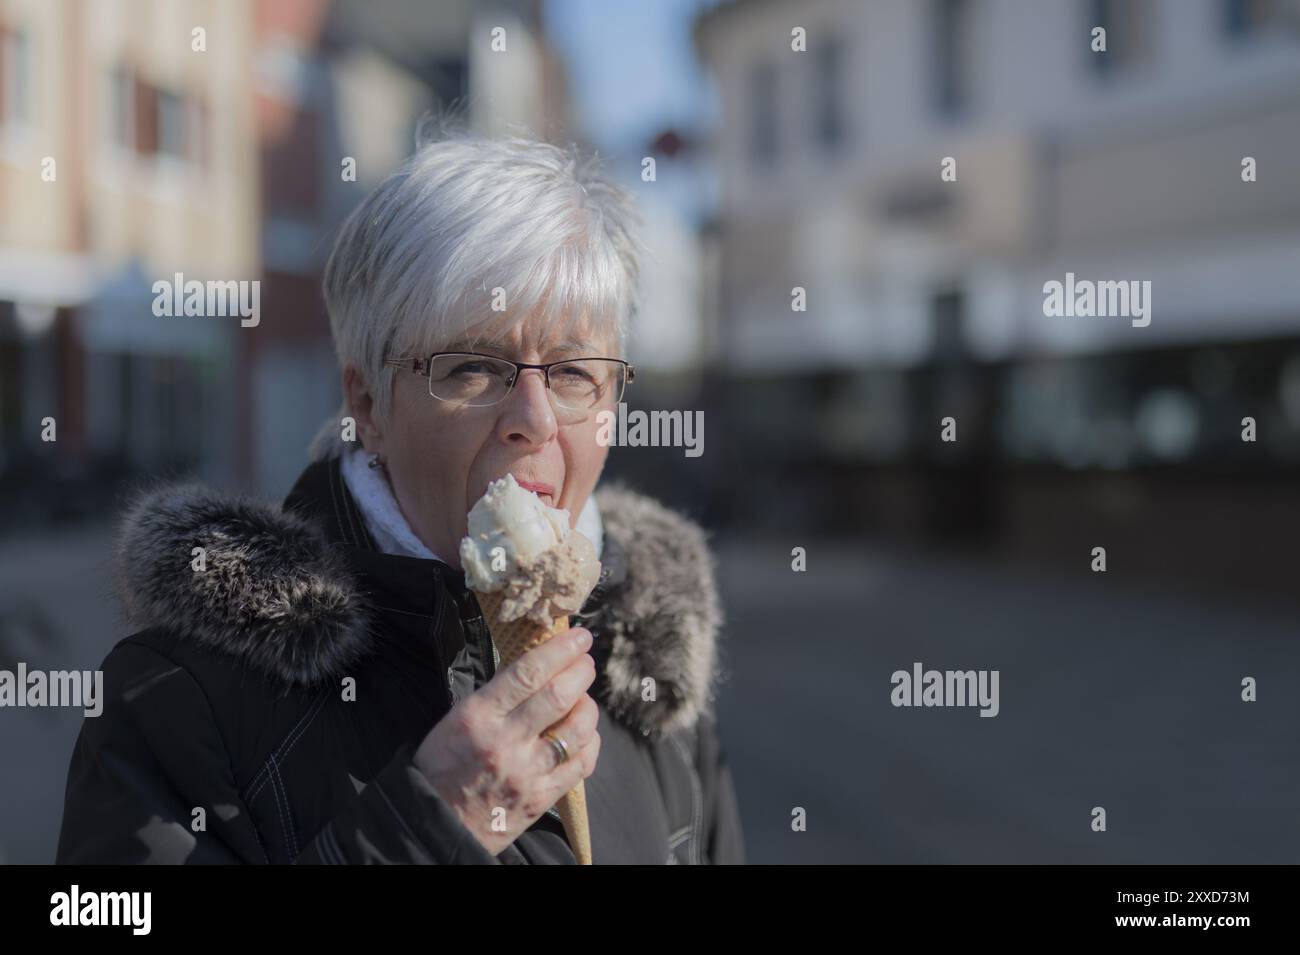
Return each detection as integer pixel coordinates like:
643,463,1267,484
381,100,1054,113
112,472,725,740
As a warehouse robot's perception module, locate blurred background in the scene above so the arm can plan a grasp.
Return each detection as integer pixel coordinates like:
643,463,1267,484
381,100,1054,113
2,0,1299,863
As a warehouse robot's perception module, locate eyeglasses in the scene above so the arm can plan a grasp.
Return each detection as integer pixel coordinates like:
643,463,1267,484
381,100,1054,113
383,351,635,421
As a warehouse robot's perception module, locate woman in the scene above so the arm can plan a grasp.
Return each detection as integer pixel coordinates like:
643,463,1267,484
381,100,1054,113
55,133,744,864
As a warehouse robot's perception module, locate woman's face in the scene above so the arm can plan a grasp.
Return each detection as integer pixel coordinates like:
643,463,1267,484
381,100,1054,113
348,316,614,567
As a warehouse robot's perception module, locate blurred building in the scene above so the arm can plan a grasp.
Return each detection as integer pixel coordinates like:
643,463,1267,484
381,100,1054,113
0,0,573,515
612,126,719,384
591,125,723,513
0,0,258,507
694,0,1300,599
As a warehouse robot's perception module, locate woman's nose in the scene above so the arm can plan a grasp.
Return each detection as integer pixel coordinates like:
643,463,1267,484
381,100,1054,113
495,368,557,445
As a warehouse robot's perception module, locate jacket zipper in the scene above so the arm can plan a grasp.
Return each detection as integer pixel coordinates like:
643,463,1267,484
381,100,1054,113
476,617,498,681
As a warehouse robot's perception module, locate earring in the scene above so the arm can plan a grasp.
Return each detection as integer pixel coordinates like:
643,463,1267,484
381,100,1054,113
367,452,383,470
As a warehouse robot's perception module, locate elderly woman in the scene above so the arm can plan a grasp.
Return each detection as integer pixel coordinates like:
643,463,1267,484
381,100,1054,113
55,134,744,865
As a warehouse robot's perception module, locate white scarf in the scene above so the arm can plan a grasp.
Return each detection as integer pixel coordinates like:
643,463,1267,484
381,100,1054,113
339,448,604,563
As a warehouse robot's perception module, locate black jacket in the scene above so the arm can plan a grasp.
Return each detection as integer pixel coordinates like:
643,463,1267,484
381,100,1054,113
55,457,744,864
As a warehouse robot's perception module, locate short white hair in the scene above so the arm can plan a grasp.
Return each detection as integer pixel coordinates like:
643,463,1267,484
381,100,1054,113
311,130,645,459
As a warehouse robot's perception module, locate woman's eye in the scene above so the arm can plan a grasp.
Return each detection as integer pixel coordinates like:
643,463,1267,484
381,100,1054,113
450,361,494,376
555,366,596,382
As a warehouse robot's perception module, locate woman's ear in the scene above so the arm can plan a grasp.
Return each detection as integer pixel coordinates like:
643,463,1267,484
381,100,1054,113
342,362,385,456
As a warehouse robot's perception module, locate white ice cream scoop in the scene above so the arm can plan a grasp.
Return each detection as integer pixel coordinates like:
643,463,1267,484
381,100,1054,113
460,474,573,591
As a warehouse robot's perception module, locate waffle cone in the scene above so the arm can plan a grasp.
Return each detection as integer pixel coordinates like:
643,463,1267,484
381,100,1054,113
475,590,593,865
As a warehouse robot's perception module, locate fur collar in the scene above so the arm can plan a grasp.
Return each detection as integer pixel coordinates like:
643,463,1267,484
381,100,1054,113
576,486,723,739
113,475,724,740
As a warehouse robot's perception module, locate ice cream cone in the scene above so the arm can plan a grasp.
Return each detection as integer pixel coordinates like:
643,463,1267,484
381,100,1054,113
476,590,593,865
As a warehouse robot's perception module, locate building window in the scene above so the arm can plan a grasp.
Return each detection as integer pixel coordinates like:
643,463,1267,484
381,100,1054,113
813,38,845,150
117,74,203,167
1088,0,1150,77
1224,0,1298,38
933,0,973,118
157,88,186,160
931,290,966,361
748,60,778,168
134,76,158,154
0,25,33,127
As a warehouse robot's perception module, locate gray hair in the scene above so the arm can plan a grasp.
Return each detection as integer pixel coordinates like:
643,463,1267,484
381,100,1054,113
310,129,645,460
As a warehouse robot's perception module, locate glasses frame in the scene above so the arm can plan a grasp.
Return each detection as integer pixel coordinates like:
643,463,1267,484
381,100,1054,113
382,350,635,412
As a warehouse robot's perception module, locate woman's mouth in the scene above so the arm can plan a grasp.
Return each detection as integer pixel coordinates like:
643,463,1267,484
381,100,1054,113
514,479,556,504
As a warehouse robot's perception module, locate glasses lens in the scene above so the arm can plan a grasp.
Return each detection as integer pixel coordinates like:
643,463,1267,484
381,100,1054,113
427,354,515,406
549,360,625,411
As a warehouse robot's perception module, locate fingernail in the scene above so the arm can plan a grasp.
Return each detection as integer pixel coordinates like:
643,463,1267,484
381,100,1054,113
574,627,592,649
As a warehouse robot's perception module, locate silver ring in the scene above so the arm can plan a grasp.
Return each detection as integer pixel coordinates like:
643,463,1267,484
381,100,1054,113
542,730,570,768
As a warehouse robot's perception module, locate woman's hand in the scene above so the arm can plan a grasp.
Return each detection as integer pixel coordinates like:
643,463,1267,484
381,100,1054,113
412,626,602,856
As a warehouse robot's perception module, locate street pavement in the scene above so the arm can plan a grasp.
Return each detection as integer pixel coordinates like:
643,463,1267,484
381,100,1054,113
712,536,1299,863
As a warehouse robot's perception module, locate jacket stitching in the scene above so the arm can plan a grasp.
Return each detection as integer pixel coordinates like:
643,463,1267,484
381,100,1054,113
250,815,272,864
668,733,703,864
266,758,291,862
271,758,299,858
245,690,328,801
245,689,330,802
